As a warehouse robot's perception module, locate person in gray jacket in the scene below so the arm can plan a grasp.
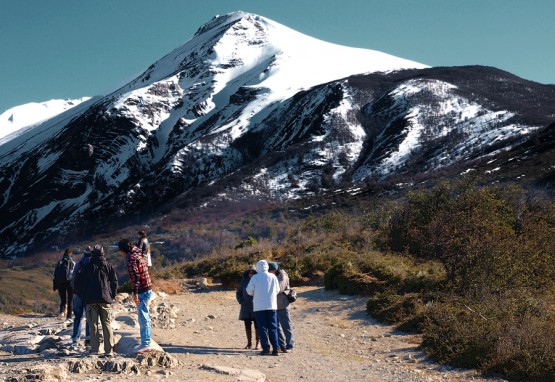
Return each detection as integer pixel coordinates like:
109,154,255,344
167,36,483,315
268,262,295,352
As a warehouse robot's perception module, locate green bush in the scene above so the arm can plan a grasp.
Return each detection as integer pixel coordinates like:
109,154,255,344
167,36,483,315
383,181,555,297
325,260,396,296
366,291,427,333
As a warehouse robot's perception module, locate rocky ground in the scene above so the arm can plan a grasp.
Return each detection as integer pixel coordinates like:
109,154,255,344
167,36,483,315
0,281,507,382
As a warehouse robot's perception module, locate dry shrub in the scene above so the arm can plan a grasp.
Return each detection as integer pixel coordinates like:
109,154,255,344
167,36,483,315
422,299,495,368
422,294,555,380
486,314,555,379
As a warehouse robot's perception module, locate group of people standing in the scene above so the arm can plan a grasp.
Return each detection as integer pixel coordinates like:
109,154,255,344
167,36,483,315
236,260,295,356
55,235,295,357
52,232,153,356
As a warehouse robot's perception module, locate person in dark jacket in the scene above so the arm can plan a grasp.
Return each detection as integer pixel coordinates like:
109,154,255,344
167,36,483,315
119,238,153,354
52,248,75,321
268,262,295,352
236,266,259,349
75,244,118,356
71,246,92,344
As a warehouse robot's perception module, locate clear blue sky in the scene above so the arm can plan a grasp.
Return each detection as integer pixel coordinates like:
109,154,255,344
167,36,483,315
1,0,553,113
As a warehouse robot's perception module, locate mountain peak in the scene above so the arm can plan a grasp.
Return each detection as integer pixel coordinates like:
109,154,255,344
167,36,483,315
193,11,263,38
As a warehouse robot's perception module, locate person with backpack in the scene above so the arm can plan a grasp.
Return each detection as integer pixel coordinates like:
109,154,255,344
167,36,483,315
137,230,152,267
268,262,295,353
53,248,75,321
71,246,92,344
75,244,118,357
118,238,153,354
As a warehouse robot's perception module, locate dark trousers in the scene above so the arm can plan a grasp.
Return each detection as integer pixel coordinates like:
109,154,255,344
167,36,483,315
57,283,74,319
254,310,278,351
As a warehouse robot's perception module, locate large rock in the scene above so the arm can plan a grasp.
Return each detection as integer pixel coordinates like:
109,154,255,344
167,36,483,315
201,364,266,382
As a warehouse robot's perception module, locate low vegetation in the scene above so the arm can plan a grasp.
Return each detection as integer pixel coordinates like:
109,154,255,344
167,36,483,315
1,179,553,380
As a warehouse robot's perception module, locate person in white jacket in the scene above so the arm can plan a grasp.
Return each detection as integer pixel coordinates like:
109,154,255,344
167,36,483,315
246,260,280,356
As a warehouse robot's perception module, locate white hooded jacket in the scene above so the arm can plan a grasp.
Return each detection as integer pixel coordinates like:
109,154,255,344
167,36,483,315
246,260,280,312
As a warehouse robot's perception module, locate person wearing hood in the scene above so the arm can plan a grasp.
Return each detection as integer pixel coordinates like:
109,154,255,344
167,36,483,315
52,248,75,321
75,244,118,356
71,246,93,344
268,262,295,352
246,260,280,356
236,266,260,349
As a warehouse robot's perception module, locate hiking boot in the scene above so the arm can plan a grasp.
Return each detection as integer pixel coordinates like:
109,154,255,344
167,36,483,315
272,348,279,356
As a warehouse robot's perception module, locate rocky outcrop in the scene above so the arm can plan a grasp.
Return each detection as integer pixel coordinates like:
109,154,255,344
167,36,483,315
0,291,178,380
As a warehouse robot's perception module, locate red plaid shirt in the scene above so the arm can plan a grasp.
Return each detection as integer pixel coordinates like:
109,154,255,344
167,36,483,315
126,245,152,294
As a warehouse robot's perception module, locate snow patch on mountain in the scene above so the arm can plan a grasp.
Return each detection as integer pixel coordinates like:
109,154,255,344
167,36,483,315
0,98,90,140
353,79,542,179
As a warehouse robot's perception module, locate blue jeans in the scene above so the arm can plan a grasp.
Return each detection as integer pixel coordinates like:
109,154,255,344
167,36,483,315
254,310,278,351
277,308,294,349
72,294,89,341
138,290,153,347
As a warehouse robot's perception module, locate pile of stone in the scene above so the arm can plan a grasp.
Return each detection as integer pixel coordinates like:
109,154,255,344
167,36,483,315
0,292,178,379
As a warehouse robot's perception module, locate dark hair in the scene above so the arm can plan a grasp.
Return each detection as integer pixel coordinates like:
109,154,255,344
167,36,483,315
64,248,72,256
118,239,131,252
138,231,147,238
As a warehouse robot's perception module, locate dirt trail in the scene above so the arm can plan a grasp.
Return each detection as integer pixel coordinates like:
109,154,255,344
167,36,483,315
0,284,504,381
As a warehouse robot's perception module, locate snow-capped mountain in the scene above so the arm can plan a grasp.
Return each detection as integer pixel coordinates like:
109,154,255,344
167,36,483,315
0,12,554,257
0,97,90,141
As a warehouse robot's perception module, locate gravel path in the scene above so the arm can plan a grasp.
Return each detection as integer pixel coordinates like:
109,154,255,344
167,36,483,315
0,284,506,381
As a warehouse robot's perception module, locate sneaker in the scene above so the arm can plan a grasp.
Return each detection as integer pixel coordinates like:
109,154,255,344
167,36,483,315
102,352,114,358
136,346,151,355
89,351,99,356
259,348,270,356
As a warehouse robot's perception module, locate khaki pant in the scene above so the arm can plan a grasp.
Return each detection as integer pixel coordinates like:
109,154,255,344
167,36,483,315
86,303,114,354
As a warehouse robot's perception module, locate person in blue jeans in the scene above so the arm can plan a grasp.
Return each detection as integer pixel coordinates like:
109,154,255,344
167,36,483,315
71,246,92,343
119,238,153,354
268,262,295,352
246,260,280,356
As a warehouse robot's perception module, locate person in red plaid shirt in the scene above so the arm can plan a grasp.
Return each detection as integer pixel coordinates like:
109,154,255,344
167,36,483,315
118,238,153,354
